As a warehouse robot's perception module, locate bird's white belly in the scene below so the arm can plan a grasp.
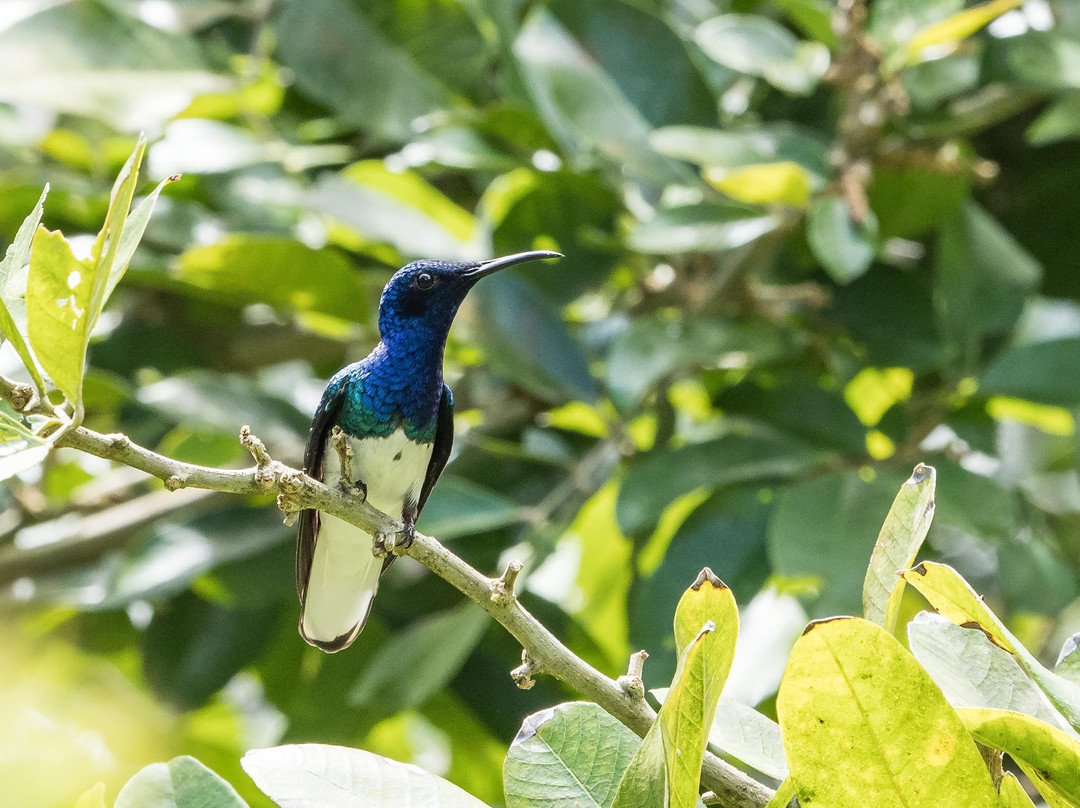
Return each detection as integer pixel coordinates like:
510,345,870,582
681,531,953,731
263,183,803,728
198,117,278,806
323,428,433,520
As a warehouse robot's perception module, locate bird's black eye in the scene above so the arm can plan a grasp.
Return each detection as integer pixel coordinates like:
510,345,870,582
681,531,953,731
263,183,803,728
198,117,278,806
415,272,434,290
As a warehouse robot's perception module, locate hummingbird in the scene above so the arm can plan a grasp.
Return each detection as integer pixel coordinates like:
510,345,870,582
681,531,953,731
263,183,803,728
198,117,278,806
296,250,562,652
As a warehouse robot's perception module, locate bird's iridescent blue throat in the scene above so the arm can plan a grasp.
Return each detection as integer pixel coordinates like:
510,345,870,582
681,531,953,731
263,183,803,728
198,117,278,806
336,250,563,441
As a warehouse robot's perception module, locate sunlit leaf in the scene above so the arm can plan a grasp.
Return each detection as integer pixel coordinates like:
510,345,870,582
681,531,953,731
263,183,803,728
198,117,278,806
628,203,778,256
862,463,936,632
908,612,1075,734
905,0,1023,62
1057,633,1080,685
705,162,813,207
115,756,248,808
958,707,1080,805
903,562,1080,733
504,702,640,808
777,617,998,808
242,744,493,808
0,184,49,393
998,772,1038,808
74,782,107,808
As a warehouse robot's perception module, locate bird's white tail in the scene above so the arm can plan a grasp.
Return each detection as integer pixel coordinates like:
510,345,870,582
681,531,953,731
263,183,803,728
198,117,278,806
299,513,381,652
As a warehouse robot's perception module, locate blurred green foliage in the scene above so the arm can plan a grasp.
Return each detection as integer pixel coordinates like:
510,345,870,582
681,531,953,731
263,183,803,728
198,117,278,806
2,0,1080,805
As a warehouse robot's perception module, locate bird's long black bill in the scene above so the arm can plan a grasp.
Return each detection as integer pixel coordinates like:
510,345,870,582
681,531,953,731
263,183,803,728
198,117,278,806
463,250,563,279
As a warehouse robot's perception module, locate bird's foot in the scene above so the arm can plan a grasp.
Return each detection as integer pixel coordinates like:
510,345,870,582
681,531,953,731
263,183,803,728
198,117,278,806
396,523,416,553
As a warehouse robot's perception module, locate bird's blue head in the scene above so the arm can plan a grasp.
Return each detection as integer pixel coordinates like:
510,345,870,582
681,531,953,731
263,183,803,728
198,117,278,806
377,250,562,350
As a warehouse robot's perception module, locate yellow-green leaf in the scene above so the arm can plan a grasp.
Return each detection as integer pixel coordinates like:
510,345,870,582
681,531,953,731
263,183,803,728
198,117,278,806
777,616,999,808
612,569,739,808
0,184,49,394
26,226,92,405
73,782,106,808
905,0,1023,59
863,463,936,632
957,708,1080,806
704,162,812,207
999,772,1039,808
903,562,1080,733
764,779,796,808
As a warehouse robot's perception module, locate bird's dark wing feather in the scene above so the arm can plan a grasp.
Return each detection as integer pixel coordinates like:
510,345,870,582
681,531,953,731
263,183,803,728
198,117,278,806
296,376,348,600
417,385,454,515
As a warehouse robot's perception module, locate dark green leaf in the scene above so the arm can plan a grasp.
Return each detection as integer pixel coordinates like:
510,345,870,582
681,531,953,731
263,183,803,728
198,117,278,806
806,196,879,284
980,338,1080,408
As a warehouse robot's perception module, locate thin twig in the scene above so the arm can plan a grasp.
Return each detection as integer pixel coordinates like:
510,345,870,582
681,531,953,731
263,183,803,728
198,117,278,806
0,375,777,808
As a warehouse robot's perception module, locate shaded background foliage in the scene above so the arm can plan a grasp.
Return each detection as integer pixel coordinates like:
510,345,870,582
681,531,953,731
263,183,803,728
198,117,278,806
1,0,1079,804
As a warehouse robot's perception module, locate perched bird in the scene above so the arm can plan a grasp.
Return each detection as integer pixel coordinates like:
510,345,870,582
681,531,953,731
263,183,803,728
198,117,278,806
296,250,562,652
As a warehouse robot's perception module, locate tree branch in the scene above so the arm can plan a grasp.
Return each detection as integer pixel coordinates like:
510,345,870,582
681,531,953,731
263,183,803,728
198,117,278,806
0,374,777,808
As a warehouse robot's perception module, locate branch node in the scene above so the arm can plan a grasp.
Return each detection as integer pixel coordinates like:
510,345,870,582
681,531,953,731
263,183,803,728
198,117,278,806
108,433,131,451
8,383,35,413
617,650,649,700
511,649,539,690
372,532,392,558
239,425,273,469
163,474,187,491
491,559,523,604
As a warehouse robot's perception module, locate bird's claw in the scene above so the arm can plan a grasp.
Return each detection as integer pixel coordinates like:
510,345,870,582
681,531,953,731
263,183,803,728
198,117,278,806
397,523,416,552
339,478,367,502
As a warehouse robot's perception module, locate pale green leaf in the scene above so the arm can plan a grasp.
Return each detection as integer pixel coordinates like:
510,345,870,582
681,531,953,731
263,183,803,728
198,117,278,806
0,184,49,393
807,196,880,283
958,707,1080,806
115,756,248,808
504,702,641,808
777,617,999,808
106,172,179,299
903,562,1080,733
1056,633,1080,685
863,463,936,631
242,744,492,808
908,612,1075,735
695,15,829,95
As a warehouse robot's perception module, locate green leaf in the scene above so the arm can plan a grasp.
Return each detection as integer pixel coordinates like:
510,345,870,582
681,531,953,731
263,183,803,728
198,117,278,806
695,15,829,95
27,138,153,409
764,779,797,808
242,744,493,808
777,617,999,808
504,702,641,808
903,562,1080,733
115,756,248,808
417,476,522,540
274,0,453,143
998,772,1038,808
905,0,1023,61
176,236,373,325
349,602,489,714
466,275,597,405
958,707,1080,805
806,196,879,283
862,463,936,632
935,202,1041,370
980,337,1080,408
654,690,788,781
908,612,1075,734
614,570,739,808
1027,96,1080,146
106,172,179,299
628,203,779,256
617,431,822,536
513,9,687,185
0,184,48,393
